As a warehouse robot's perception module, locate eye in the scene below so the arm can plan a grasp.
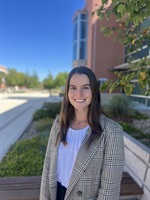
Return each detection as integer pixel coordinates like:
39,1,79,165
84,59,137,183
69,86,76,90
83,86,90,90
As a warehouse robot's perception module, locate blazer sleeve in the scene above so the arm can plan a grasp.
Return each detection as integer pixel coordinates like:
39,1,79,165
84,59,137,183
97,124,125,200
40,117,58,200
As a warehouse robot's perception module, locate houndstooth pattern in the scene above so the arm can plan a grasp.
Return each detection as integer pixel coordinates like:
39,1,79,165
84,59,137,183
40,114,125,200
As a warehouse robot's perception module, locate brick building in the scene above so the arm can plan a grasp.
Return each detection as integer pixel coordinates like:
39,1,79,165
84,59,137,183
72,0,124,86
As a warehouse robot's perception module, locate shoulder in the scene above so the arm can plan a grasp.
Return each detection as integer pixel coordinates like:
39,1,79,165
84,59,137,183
50,115,60,137
100,114,123,137
100,114,121,129
52,115,60,127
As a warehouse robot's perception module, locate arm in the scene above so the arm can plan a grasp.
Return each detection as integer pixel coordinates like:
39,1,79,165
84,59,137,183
97,125,125,200
40,117,58,200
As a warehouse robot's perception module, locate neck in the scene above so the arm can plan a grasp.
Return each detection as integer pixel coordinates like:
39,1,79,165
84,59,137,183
74,110,88,123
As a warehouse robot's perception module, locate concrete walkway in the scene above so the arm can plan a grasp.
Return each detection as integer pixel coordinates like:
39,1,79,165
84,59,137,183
0,92,50,160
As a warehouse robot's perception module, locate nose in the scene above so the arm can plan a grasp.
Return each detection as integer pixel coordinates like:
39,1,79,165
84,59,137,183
76,88,83,96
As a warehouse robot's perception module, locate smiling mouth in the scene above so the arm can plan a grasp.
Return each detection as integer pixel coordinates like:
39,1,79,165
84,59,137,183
74,99,86,103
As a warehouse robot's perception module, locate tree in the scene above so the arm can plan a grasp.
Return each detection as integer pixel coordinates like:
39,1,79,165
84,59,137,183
6,68,40,89
93,0,150,95
24,72,40,89
43,74,55,96
5,69,25,87
54,72,68,88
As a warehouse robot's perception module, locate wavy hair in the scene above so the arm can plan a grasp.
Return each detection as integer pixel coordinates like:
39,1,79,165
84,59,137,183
56,66,102,148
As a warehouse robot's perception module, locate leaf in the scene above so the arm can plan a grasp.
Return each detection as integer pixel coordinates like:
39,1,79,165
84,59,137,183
102,0,108,4
135,2,139,12
140,72,146,81
117,4,126,16
100,84,107,91
132,16,140,26
131,39,135,45
145,91,149,96
109,83,116,93
140,79,147,89
96,9,100,16
124,85,133,96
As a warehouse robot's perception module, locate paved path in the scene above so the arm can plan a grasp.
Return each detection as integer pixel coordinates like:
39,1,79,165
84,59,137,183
0,93,50,160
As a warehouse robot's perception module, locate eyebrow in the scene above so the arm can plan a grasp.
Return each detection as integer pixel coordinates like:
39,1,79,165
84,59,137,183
69,84,90,87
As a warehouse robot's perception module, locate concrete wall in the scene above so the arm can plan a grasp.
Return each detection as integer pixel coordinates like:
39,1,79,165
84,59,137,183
123,132,150,200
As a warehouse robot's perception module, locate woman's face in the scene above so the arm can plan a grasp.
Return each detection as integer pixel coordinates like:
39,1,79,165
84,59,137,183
68,74,92,112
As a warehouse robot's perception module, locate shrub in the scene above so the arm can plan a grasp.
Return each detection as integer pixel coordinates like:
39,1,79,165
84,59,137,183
103,95,131,118
120,122,150,147
33,102,61,121
35,118,53,132
0,131,49,177
127,109,148,120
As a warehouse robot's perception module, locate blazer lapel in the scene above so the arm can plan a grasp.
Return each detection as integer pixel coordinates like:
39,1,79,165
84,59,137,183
65,127,104,200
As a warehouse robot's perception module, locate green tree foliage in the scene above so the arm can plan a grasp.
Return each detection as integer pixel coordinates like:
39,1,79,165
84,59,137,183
5,68,40,88
43,73,55,95
6,69,25,87
42,72,68,95
43,73,54,90
24,72,40,88
93,0,150,95
54,72,68,87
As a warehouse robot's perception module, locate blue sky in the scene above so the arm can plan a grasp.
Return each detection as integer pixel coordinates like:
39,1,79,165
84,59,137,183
0,0,85,81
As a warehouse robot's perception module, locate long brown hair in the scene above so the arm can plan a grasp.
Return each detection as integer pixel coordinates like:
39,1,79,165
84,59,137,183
56,66,102,148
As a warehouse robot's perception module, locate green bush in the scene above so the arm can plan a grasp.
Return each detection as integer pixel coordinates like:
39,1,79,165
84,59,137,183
0,102,59,177
127,109,148,120
120,122,150,144
35,118,53,132
0,131,49,177
103,95,131,118
33,102,61,121
102,95,148,120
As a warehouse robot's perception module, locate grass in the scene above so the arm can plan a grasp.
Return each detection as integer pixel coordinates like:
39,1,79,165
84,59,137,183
0,131,50,177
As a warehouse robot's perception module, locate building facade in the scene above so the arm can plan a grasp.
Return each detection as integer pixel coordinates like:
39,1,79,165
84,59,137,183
0,65,8,89
73,0,150,106
72,0,124,86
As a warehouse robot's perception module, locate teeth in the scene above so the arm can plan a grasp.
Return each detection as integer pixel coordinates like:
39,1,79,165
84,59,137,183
75,99,85,102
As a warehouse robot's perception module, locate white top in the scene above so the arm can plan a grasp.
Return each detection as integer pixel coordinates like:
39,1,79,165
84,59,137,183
57,125,89,188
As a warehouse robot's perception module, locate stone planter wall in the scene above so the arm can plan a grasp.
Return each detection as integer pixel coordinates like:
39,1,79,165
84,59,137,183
123,132,150,200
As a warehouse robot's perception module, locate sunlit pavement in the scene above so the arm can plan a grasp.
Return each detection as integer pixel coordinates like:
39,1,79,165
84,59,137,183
0,92,52,160
0,92,50,114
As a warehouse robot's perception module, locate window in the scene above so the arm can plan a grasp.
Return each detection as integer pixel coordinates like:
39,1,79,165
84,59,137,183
72,12,88,61
98,78,108,87
73,23,77,41
81,13,87,20
80,21,87,39
79,41,86,59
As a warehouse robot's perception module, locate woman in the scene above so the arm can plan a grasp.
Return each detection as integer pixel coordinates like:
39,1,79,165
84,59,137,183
40,66,125,200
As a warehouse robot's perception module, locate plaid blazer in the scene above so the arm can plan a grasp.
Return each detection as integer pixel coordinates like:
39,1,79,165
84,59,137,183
40,114,125,200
